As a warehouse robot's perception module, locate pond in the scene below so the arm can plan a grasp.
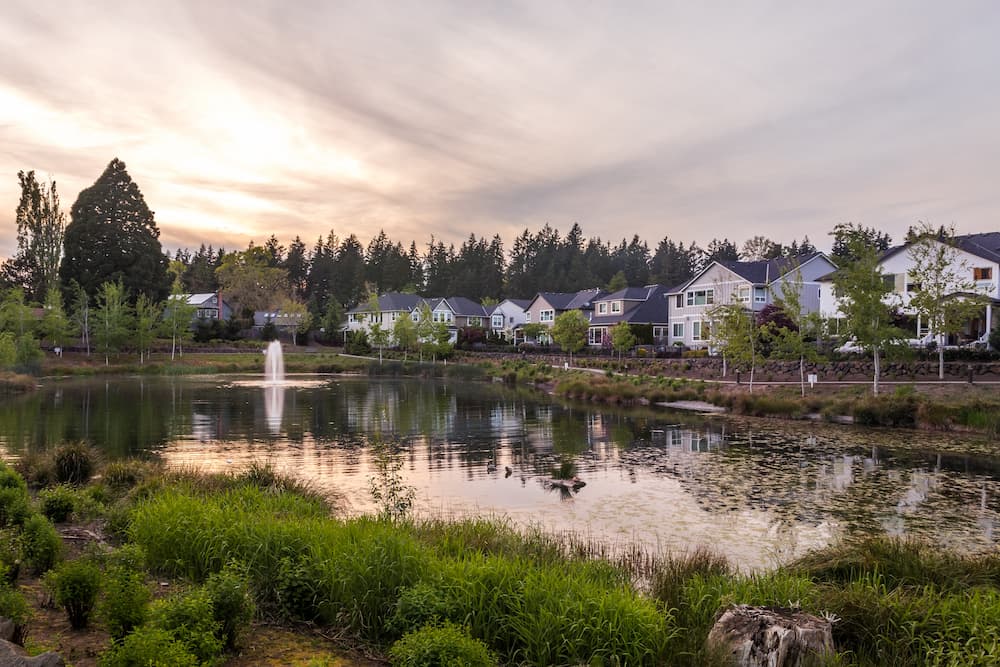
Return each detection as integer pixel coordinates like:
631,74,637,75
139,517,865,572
1,374,998,570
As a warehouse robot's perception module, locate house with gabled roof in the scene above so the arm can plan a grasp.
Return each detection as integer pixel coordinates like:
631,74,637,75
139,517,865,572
587,285,670,346
667,252,836,348
521,288,606,343
344,292,424,339
822,232,999,345
490,299,531,340
180,293,233,321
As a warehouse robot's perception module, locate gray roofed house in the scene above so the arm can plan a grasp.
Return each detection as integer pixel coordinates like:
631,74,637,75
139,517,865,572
180,293,233,321
344,292,425,338
587,285,670,345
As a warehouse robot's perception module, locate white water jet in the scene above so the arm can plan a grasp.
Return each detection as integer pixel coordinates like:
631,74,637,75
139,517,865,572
264,340,285,433
264,340,285,384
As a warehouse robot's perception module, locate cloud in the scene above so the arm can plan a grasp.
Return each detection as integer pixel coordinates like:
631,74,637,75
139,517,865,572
1,0,1000,262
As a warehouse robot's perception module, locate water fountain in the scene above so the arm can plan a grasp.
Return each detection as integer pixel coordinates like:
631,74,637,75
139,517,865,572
264,340,285,433
264,340,285,384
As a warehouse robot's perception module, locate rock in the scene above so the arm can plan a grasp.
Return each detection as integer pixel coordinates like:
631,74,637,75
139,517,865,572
0,618,25,646
706,604,834,667
0,639,64,666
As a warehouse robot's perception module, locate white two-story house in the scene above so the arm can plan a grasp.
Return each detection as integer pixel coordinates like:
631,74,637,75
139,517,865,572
344,292,424,341
842,232,999,344
668,253,837,348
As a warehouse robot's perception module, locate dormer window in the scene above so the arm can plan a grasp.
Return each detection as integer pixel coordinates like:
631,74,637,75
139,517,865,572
611,301,622,313
598,303,607,314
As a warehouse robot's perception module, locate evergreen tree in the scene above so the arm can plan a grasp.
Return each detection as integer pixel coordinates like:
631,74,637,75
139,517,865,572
334,235,366,307
830,223,892,264
2,171,65,300
59,159,169,302
650,237,696,287
703,238,740,267
284,237,309,298
180,244,221,293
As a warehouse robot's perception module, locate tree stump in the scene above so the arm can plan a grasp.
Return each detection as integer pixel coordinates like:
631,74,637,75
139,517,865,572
706,604,834,667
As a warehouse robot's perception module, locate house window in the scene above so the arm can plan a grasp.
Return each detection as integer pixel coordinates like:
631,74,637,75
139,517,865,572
675,294,683,308
588,327,606,345
736,286,750,304
753,287,766,303
433,311,452,323
525,312,531,323
468,317,482,327
906,283,922,293
974,267,993,281
672,322,684,338
598,303,607,314
611,301,622,313
653,326,667,339
882,274,896,290
492,315,504,328
692,321,703,341
685,289,714,306
540,309,554,322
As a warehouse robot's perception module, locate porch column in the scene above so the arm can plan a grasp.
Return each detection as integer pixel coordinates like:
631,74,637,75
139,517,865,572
987,304,993,335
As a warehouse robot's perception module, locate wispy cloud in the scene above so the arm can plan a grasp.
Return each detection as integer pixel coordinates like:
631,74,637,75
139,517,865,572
1,0,999,259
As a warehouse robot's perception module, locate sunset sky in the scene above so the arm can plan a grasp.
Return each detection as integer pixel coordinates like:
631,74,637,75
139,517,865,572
2,1,999,259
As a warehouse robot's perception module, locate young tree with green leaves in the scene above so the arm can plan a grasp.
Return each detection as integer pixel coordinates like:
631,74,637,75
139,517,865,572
40,287,71,356
393,310,418,361
832,239,906,395
771,267,822,396
68,282,91,356
520,322,547,345
551,310,589,365
414,302,435,362
94,281,131,366
906,223,991,379
366,293,389,364
708,302,759,392
161,280,196,361
610,321,636,362
274,298,310,346
0,288,35,339
133,293,160,364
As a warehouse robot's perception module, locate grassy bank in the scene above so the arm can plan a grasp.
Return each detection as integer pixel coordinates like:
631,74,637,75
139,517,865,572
0,371,36,394
2,444,1000,665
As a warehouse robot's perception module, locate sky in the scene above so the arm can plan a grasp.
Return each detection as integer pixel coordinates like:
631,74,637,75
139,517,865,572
2,1,999,260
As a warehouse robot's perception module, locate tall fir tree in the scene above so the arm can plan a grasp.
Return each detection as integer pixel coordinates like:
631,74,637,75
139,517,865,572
59,159,169,302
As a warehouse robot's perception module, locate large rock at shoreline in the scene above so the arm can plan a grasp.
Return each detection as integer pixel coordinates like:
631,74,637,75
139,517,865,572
706,604,833,667
0,639,64,666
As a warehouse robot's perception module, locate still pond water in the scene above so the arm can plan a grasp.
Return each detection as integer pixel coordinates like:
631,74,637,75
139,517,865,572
1,375,998,570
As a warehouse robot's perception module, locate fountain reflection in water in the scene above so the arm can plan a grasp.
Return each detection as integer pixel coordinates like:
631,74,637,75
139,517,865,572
263,341,285,433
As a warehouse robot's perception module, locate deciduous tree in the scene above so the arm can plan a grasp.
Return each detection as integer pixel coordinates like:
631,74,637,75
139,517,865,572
2,171,65,300
93,280,131,366
550,310,588,365
610,321,636,361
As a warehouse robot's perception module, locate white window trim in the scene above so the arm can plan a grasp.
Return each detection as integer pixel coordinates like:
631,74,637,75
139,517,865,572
491,315,504,328
672,322,684,338
754,287,766,304
598,303,607,314
611,301,622,313
540,309,554,322
692,321,703,341
686,289,714,307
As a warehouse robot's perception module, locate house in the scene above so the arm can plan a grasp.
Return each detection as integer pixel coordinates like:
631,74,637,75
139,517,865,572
586,285,670,346
667,253,837,348
441,297,490,329
344,292,424,339
181,293,233,321
822,233,999,344
521,288,606,342
490,299,531,340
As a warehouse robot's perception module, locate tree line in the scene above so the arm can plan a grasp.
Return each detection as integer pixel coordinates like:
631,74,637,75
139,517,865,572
0,156,907,368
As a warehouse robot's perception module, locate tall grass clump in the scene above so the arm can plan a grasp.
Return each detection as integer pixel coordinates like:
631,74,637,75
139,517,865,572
53,441,97,485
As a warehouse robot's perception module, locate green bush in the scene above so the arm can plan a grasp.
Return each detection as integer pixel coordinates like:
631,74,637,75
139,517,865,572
389,623,497,667
0,586,30,645
39,485,76,523
204,566,255,650
46,559,102,629
0,487,30,528
53,441,97,485
98,626,198,667
0,530,22,584
22,514,61,574
389,582,456,636
148,588,224,663
99,567,150,639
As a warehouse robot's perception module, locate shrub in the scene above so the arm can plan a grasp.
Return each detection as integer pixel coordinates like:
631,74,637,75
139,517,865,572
22,515,61,574
389,582,456,636
98,626,198,667
39,485,76,523
53,442,97,485
99,567,150,639
0,530,22,584
0,487,30,528
0,587,30,644
46,559,102,629
102,459,160,492
204,566,255,650
389,623,497,667
148,588,224,663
